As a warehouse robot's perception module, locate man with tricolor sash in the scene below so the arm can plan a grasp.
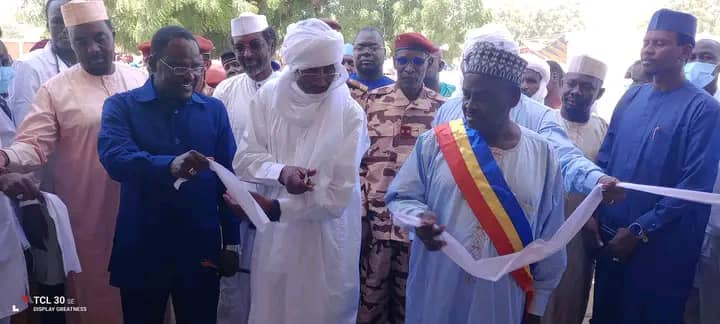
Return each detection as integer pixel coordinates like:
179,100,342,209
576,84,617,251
385,41,566,324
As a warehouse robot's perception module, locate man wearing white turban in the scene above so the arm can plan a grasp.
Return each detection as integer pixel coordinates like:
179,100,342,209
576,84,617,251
521,54,551,102
233,18,370,324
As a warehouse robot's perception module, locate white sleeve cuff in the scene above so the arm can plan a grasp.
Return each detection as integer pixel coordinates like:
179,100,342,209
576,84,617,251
19,199,41,208
2,148,20,170
277,196,306,217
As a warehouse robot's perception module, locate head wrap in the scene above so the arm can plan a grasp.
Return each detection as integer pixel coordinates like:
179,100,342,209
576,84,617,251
521,54,550,101
231,13,269,37
462,41,527,87
271,19,361,210
648,9,697,42
273,18,348,126
394,32,438,54
343,43,354,57
567,54,607,82
61,0,109,27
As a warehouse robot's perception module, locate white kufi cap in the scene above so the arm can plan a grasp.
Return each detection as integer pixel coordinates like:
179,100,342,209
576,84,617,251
61,0,109,27
231,13,269,37
568,55,608,82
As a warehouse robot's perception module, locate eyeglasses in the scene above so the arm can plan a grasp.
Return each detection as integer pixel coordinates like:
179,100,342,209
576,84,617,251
355,44,382,54
396,56,427,66
159,58,205,76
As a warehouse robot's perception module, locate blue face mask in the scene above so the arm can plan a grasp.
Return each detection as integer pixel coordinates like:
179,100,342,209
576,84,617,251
0,66,13,94
684,61,717,89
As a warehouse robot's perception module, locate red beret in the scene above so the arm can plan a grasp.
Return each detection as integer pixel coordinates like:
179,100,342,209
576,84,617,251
206,61,227,88
194,35,214,54
394,32,438,54
137,40,151,58
319,18,342,32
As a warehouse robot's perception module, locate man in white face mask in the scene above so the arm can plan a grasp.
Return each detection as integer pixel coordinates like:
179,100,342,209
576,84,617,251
684,36,720,324
685,37,720,100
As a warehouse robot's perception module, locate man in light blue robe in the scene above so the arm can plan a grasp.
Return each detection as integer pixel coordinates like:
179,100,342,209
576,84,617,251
591,9,720,323
386,41,566,324
433,25,620,196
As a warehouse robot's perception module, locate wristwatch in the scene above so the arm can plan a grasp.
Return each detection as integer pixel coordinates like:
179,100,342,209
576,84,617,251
628,223,648,243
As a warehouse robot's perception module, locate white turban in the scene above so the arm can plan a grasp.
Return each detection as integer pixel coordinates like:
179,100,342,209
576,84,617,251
281,18,345,70
521,54,550,102
274,18,348,124
271,18,354,209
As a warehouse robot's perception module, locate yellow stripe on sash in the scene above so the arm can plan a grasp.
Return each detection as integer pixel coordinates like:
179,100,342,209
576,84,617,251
449,119,526,253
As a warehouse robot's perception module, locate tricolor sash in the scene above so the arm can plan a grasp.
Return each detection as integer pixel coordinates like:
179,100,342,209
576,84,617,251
435,119,535,315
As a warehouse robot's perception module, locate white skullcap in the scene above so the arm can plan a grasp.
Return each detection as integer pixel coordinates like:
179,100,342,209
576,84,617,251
281,18,344,70
568,54,608,82
231,13,269,37
61,0,109,27
463,24,518,56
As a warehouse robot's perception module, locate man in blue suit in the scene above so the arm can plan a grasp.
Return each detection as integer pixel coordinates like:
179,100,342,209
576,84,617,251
98,26,240,324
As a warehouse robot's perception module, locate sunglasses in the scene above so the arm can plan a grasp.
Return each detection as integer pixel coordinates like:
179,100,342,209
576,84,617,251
296,70,340,81
396,56,427,66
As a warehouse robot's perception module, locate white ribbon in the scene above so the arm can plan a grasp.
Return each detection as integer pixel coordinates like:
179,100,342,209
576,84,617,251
175,161,271,229
187,162,720,282
394,182,720,281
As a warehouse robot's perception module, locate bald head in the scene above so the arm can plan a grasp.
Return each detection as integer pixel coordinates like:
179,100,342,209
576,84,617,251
690,39,720,65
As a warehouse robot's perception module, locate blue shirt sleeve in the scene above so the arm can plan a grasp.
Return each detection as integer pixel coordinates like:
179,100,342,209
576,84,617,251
97,95,176,184
536,112,605,194
637,100,720,233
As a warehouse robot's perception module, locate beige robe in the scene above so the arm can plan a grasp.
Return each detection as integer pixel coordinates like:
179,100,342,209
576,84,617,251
2,63,146,324
543,111,608,324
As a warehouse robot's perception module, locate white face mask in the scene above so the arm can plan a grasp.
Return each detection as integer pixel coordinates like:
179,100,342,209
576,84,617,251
684,61,718,89
0,66,14,94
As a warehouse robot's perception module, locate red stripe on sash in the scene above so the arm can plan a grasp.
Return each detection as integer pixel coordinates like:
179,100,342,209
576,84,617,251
434,122,534,318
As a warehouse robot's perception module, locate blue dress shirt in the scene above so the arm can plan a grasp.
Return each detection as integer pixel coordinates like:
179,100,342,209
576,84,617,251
98,78,239,288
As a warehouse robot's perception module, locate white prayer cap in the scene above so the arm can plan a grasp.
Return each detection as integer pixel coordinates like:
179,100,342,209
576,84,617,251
61,0,109,27
463,24,518,56
521,54,551,83
231,13,269,37
568,54,608,82
281,18,344,70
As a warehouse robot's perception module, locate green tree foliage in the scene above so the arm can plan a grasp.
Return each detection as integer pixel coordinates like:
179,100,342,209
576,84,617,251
491,3,585,41
668,0,720,37
17,0,492,60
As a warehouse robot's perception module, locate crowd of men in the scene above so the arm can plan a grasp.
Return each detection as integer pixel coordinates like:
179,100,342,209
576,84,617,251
1,1,720,324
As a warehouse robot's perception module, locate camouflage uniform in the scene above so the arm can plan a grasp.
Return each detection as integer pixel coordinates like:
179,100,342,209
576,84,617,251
348,78,369,104
358,85,445,324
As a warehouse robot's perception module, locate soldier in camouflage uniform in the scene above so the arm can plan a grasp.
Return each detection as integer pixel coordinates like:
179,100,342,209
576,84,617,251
348,78,369,103
358,32,446,324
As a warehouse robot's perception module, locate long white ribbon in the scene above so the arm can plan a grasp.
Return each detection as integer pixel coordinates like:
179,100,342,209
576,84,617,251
395,182,720,281
201,161,720,282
